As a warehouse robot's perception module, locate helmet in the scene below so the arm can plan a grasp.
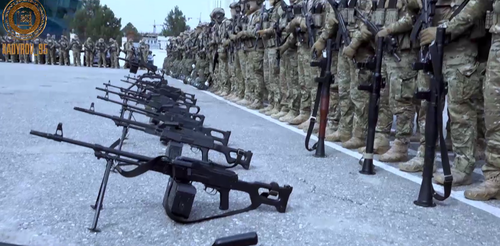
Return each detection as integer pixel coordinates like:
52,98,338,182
211,8,225,18
99,38,104,42
109,38,113,42
74,35,78,39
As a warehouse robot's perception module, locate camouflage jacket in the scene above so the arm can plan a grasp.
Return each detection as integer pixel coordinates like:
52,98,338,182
84,40,95,52
95,41,107,52
70,39,82,51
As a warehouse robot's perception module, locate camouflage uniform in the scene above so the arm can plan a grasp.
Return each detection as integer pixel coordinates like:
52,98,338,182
139,39,148,64
84,38,95,67
109,38,119,68
12,38,20,63
59,36,70,66
70,35,82,66
96,38,108,68
464,0,500,200
214,9,232,96
314,0,341,137
235,4,251,105
195,24,210,84
238,0,266,109
227,3,244,101
124,39,134,68
275,0,300,121
45,34,56,65
257,0,282,115
33,38,41,64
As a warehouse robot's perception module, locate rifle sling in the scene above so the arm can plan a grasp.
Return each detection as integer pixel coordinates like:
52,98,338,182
305,80,323,151
449,0,470,21
434,94,452,201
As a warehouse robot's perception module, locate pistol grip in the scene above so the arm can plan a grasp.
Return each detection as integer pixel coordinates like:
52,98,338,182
219,190,229,210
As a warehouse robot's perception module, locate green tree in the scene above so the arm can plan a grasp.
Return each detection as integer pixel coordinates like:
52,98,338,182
69,0,122,45
161,6,190,37
121,22,142,42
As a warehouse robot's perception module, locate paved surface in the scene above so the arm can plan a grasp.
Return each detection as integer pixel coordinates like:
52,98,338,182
0,63,499,246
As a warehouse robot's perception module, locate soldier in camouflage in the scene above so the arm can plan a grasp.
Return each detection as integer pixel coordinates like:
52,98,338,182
45,34,55,65
33,37,42,64
214,8,232,96
139,39,148,65
96,38,108,68
59,35,70,66
124,38,134,68
234,0,251,104
109,38,119,68
84,37,95,67
226,3,243,100
70,35,82,66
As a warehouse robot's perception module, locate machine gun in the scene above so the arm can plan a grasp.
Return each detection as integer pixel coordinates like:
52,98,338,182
74,105,251,169
353,7,401,62
254,3,266,49
95,87,200,114
30,124,291,231
357,37,385,175
97,98,232,147
119,55,159,74
305,39,335,157
103,82,197,106
414,27,452,207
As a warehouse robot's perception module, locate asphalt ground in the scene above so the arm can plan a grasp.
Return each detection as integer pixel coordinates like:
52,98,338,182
0,63,499,246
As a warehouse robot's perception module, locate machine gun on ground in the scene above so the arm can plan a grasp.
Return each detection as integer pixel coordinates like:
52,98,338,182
30,124,291,231
119,54,159,74
74,104,251,169
212,232,258,246
413,27,452,207
357,37,385,175
305,39,335,157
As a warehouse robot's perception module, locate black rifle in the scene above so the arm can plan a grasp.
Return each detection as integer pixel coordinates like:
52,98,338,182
305,39,335,157
414,27,452,207
30,124,291,230
119,56,159,74
96,87,201,114
410,0,436,72
274,21,282,67
353,7,401,62
254,4,266,49
74,106,250,169
213,232,258,246
357,37,385,175
97,98,232,147
303,3,315,48
104,82,197,106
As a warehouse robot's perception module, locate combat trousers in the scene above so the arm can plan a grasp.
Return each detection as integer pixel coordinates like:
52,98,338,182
110,51,117,68
219,56,231,94
245,50,265,102
47,49,55,65
482,33,500,178
98,52,106,67
73,50,81,66
350,47,372,139
34,48,40,64
267,48,280,106
228,53,239,95
60,52,69,66
336,50,355,135
86,51,93,67
237,49,247,99
297,45,317,115
263,48,270,101
329,51,340,130
125,52,133,68
285,48,300,112
382,51,418,142
444,39,480,175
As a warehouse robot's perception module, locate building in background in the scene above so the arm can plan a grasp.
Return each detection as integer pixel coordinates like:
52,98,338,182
0,0,82,38
142,32,159,49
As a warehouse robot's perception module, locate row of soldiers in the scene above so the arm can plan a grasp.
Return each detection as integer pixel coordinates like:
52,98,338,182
164,0,500,201
0,34,151,69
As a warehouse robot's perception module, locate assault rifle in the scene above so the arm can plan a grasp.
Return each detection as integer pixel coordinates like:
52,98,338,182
97,98,232,147
254,3,266,49
353,7,401,62
30,124,291,230
305,39,335,157
410,0,437,72
414,27,452,207
96,87,200,114
303,4,315,48
274,21,283,67
74,105,250,169
357,37,385,175
119,56,159,74
103,82,196,106
327,0,350,50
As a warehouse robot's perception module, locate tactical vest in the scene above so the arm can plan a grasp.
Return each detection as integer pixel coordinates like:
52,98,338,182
110,42,117,52
263,8,272,29
345,0,357,26
437,0,488,39
370,0,399,26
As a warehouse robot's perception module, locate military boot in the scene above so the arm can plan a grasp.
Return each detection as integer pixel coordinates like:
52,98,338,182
378,139,409,162
220,91,229,97
279,110,298,122
464,174,500,201
297,118,311,129
398,145,437,173
265,103,281,116
259,104,273,113
341,137,365,149
288,112,310,125
325,130,351,142
434,168,473,187
272,107,289,119
248,99,264,109
357,134,391,155
237,98,251,106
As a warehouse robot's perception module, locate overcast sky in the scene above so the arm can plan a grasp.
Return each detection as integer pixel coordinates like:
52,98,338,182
99,0,288,34
100,0,234,33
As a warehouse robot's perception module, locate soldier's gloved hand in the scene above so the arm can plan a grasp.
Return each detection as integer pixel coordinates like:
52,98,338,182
278,45,287,56
256,30,267,37
290,18,300,28
342,45,356,58
407,0,422,10
312,39,326,57
419,27,437,46
223,40,231,47
236,32,246,39
376,28,390,38
299,19,307,30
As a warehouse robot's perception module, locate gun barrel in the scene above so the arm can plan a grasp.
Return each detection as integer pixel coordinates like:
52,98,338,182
29,130,152,162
